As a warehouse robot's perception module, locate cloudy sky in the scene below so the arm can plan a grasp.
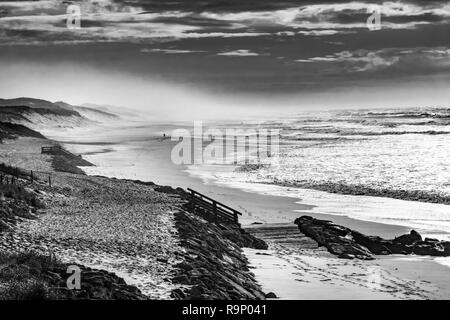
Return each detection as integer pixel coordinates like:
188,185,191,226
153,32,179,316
0,0,449,119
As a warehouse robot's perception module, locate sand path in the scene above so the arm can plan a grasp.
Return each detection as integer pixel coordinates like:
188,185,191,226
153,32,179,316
0,173,185,299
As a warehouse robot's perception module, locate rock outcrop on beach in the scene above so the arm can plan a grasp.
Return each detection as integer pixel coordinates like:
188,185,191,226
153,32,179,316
295,216,450,260
170,210,267,300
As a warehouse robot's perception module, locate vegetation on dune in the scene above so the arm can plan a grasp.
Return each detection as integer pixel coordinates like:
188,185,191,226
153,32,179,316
0,104,81,118
0,252,63,300
0,251,148,300
0,164,43,208
0,249,148,300
51,153,93,175
0,121,45,142
0,164,45,232
0,183,44,209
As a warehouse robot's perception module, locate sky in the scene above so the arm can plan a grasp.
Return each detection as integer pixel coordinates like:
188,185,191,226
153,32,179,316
0,0,449,119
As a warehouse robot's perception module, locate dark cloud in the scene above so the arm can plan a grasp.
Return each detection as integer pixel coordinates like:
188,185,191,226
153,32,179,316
0,0,449,97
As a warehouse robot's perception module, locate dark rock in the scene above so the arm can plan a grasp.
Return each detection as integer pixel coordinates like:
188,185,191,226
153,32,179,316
174,262,193,272
265,292,277,298
442,242,450,255
393,230,422,245
172,275,190,284
294,215,450,259
171,210,266,300
294,216,373,260
383,242,414,255
189,285,205,299
251,237,269,250
170,288,185,300
351,231,391,255
338,253,355,259
413,242,445,256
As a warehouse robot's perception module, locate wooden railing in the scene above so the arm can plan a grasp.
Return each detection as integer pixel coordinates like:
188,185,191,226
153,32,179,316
41,146,63,154
0,163,52,187
42,146,80,160
187,188,242,224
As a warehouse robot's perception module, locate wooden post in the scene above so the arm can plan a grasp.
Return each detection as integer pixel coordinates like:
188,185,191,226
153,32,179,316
213,201,218,221
245,135,249,165
256,132,260,163
48,175,51,187
233,211,238,224
190,190,195,213
30,170,34,183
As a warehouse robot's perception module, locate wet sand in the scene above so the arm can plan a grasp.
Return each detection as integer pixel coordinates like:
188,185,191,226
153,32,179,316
62,135,412,239
244,223,450,299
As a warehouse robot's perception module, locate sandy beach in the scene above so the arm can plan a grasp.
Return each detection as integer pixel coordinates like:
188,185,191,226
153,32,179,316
1,122,449,300
0,135,268,299
0,171,185,298
19,129,450,300
244,223,449,299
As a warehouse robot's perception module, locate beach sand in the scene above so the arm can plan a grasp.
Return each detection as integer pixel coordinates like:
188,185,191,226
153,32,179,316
0,172,185,298
65,133,450,300
244,223,450,299
0,137,187,298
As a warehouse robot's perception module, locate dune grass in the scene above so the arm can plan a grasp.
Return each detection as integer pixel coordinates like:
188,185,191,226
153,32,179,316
0,183,43,209
0,251,63,300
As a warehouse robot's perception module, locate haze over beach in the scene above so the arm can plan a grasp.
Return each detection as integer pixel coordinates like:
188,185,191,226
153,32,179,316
1,0,450,119
0,0,450,302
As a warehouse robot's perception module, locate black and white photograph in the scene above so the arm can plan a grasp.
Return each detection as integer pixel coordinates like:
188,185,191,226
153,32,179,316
0,0,449,306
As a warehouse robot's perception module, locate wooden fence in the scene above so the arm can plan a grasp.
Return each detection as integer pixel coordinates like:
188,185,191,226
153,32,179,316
187,188,242,224
41,146,72,156
0,163,52,187
41,146,62,154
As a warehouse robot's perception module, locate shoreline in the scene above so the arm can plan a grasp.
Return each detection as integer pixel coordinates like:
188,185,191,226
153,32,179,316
263,180,450,205
2,133,450,299
60,132,450,299
0,136,267,300
61,131,450,242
